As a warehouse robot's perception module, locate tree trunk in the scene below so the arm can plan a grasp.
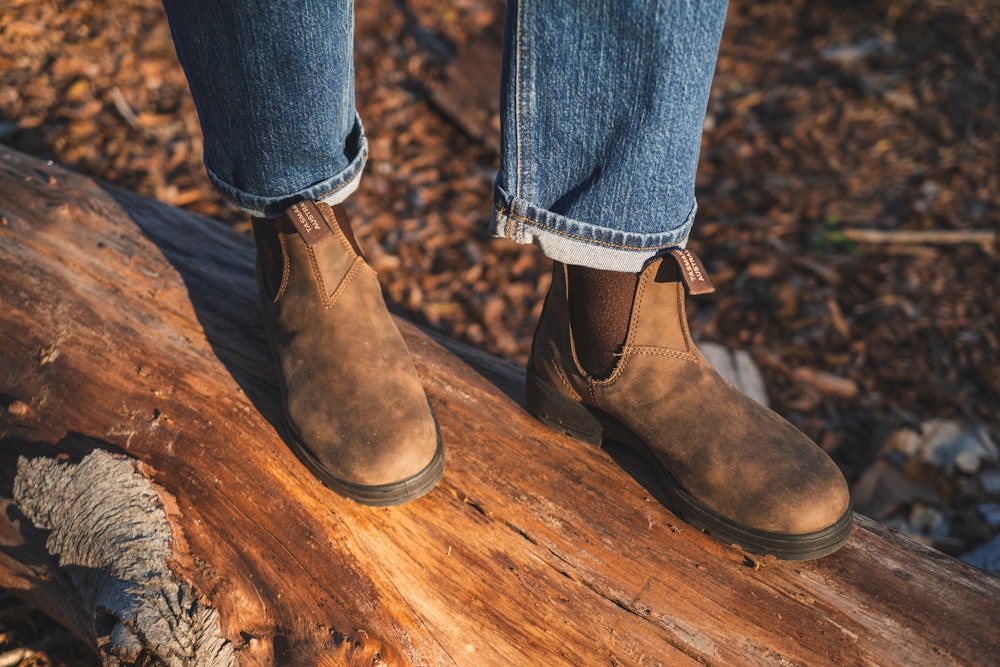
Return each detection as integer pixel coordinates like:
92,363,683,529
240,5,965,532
1,145,998,666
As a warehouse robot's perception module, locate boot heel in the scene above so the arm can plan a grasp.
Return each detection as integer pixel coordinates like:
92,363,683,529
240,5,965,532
526,371,603,446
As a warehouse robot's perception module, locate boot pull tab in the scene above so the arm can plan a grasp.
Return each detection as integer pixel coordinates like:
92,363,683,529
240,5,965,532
668,248,716,295
286,200,334,247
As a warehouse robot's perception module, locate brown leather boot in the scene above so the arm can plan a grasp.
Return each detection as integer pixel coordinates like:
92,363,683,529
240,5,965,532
527,249,852,559
253,200,443,505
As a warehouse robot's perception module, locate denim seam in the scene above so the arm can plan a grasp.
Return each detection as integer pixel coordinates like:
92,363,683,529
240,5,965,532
495,205,680,252
515,0,532,200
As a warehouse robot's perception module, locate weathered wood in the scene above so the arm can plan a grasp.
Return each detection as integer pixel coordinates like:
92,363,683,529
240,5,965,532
1,145,998,666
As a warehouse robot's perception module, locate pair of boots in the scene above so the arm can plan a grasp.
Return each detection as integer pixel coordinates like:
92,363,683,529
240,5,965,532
253,201,851,560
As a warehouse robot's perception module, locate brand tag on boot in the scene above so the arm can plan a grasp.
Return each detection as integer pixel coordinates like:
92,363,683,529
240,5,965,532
669,248,716,295
287,200,333,247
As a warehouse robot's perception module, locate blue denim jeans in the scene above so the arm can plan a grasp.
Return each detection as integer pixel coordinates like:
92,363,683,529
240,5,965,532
162,0,728,272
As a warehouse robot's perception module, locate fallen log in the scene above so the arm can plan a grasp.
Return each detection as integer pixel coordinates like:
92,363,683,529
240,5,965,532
1,145,998,666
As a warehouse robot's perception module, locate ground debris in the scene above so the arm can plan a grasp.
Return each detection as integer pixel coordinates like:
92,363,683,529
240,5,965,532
852,419,1000,566
1,0,998,658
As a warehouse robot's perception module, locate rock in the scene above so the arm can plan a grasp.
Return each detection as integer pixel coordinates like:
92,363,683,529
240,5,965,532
886,420,997,474
700,342,769,408
977,503,1000,529
851,459,938,520
980,468,1000,495
961,533,1000,574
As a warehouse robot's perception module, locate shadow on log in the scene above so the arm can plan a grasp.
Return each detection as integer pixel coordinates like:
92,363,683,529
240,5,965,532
1,146,999,665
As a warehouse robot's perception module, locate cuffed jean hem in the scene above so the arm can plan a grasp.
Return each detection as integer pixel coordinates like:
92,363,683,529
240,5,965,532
206,119,369,219
490,185,694,273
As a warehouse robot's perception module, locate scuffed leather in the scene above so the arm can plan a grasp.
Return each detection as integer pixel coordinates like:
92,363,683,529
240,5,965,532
253,203,439,487
531,256,850,535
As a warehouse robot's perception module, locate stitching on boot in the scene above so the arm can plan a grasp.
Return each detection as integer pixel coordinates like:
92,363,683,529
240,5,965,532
565,320,591,381
611,264,697,364
559,262,588,382
315,201,364,258
675,281,695,353
325,257,366,310
335,227,354,256
324,203,357,256
586,380,601,406
629,346,700,363
545,340,582,401
306,247,330,308
594,353,626,389
621,267,648,353
601,265,650,385
274,230,290,303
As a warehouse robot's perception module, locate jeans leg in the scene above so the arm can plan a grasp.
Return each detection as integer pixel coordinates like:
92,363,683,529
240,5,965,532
162,0,365,218
492,0,729,272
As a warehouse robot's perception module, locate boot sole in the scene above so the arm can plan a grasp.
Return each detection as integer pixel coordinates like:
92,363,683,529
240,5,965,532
526,370,852,561
284,403,445,507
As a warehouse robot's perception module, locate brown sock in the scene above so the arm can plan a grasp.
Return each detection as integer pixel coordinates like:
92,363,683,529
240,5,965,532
564,263,639,379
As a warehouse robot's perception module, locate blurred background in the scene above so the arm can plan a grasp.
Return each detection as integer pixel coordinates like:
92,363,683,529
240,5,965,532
1,0,997,663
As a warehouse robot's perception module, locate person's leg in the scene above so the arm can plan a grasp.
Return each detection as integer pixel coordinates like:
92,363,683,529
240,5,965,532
162,0,443,504
493,0,728,377
493,0,727,270
161,0,366,217
497,0,851,559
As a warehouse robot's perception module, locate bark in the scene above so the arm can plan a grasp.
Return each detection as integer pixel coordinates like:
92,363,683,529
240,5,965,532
1,146,998,666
